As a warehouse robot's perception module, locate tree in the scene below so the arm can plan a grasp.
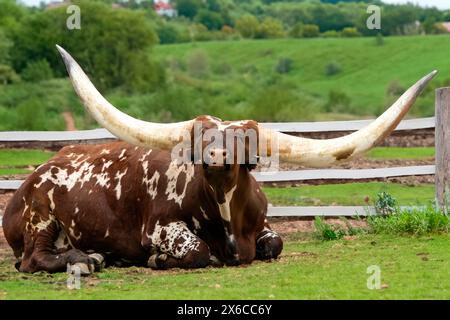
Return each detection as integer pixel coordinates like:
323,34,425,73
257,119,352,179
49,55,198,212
235,14,259,38
21,59,54,82
302,24,320,38
12,0,163,93
195,9,224,30
256,17,285,39
0,28,12,64
175,0,202,19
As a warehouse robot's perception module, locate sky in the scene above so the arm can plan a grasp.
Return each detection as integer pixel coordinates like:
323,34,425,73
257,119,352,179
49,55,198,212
18,0,450,10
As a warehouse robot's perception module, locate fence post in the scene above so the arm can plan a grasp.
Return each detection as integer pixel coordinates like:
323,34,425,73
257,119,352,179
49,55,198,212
435,87,450,211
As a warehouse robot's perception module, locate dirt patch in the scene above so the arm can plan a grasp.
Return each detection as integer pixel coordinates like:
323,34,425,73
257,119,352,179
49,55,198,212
269,217,368,236
62,112,77,131
0,192,13,216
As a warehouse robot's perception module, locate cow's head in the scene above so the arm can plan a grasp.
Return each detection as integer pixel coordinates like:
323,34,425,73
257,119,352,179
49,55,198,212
57,45,436,171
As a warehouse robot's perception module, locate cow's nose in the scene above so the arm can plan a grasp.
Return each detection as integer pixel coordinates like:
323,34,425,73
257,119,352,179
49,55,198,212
208,148,228,166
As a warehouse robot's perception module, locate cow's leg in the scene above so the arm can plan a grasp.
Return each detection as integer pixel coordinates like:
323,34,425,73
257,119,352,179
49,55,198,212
255,226,283,260
146,221,210,270
19,219,104,274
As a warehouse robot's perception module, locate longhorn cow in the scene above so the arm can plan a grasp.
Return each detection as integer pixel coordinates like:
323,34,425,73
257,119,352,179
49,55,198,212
3,46,436,273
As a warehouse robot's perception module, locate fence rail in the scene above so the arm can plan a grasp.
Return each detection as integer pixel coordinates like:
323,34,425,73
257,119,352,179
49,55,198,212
0,117,435,142
0,116,437,220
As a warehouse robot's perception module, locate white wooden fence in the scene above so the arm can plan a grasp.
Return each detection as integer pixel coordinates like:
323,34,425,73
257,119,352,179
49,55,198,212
0,117,437,220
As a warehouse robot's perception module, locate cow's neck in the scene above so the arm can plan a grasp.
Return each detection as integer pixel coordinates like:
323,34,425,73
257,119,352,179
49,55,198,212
204,166,250,236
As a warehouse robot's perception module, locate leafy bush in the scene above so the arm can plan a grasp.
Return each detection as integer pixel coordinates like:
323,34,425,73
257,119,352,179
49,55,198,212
195,9,224,30
21,59,53,82
157,24,180,44
368,206,450,235
324,90,351,113
235,14,259,39
302,24,320,38
0,64,20,84
374,191,398,215
275,58,293,74
213,62,232,75
256,17,285,39
324,61,342,76
341,27,361,37
387,80,406,96
322,30,340,38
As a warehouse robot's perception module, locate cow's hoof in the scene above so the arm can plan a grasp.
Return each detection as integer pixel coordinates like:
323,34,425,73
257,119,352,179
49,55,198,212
147,253,167,269
89,253,105,272
209,255,223,267
70,262,94,275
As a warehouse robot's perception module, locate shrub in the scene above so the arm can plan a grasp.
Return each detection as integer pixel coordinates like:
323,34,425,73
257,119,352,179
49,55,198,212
324,61,342,76
368,206,450,235
322,30,340,38
387,80,406,96
195,9,224,30
374,191,398,216
324,90,351,113
0,64,20,84
302,24,320,38
21,59,53,82
14,99,47,130
314,217,346,240
275,58,293,74
289,23,303,38
157,24,179,44
187,49,209,78
235,14,259,39
256,17,285,39
341,27,361,37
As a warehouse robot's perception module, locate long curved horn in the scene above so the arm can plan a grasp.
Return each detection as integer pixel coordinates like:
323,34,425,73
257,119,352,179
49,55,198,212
56,45,193,150
260,70,437,167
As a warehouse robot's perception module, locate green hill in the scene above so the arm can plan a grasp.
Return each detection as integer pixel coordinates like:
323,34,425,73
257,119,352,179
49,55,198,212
2,35,450,131
153,35,450,121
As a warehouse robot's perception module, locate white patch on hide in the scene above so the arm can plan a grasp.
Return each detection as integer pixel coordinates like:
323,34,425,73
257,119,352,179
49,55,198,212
114,168,128,200
165,161,194,208
218,185,237,222
142,160,160,200
146,220,200,259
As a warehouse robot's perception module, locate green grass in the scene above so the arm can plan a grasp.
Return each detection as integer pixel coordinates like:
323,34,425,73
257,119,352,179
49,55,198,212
368,206,450,235
264,182,435,206
366,147,434,160
0,168,32,175
154,35,450,119
0,149,55,167
0,234,448,299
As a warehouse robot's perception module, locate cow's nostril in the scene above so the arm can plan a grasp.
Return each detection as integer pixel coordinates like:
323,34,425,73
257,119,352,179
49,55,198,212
210,151,215,156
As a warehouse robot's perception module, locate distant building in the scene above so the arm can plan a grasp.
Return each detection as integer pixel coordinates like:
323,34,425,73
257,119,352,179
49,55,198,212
45,0,69,10
154,0,177,18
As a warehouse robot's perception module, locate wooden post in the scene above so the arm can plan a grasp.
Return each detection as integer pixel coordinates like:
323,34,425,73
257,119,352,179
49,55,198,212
435,87,450,211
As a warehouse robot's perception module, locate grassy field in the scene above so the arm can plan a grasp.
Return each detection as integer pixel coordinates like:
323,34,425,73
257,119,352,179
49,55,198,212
366,147,434,160
154,35,450,120
0,149,55,176
0,233,448,299
2,36,450,131
264,182,434,206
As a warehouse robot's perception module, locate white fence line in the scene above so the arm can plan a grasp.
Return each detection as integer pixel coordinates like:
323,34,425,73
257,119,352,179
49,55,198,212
0,165,435,191
0,117,434,142
253,165,435,182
